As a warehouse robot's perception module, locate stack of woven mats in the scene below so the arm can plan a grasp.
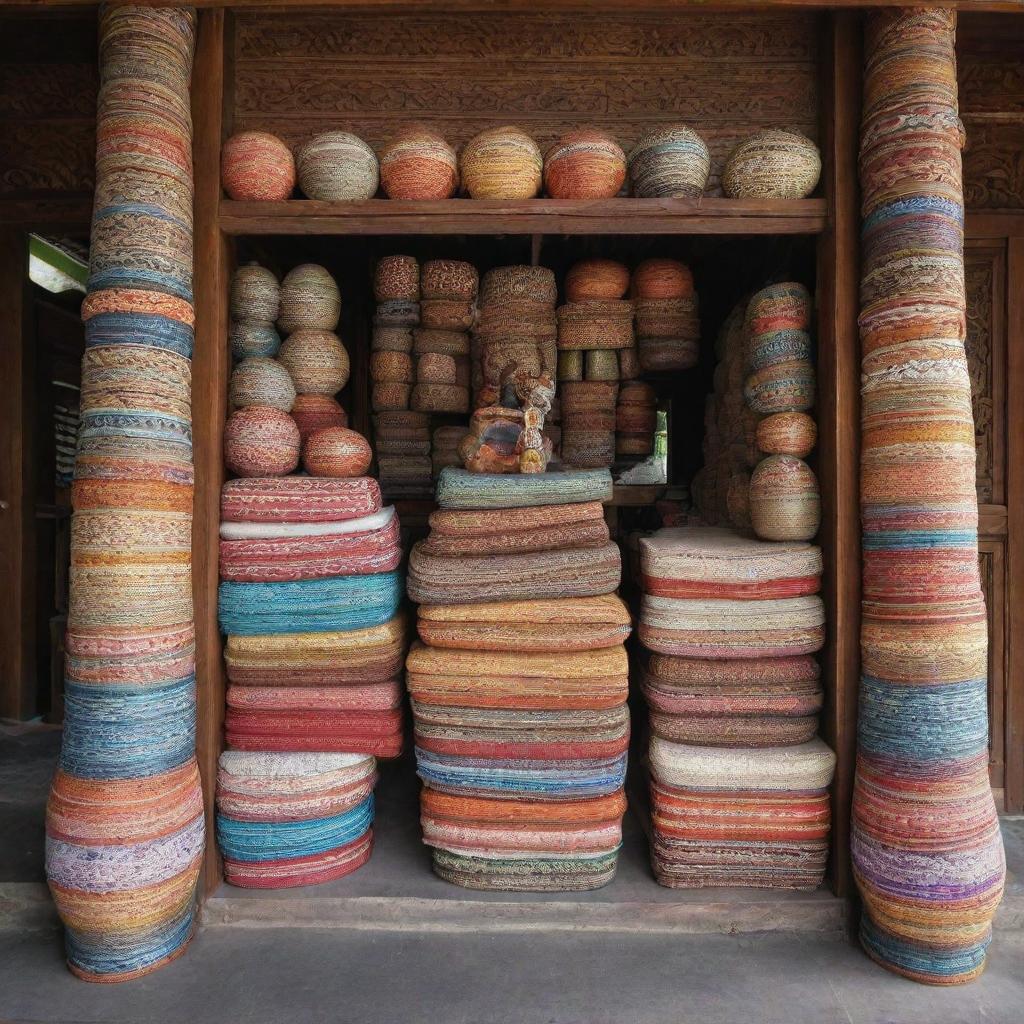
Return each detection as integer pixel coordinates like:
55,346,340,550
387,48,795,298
407,466,633,891
215,476,404,887
638,527,836,888
44,7,206,982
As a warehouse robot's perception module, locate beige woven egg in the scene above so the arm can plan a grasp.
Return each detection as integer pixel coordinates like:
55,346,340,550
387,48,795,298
278,264,341,333
296,132,379,201
229,357,296,412
278,329,350,395
723,130,822,200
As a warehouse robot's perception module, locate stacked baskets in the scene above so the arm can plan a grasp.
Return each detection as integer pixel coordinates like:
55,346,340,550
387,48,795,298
46,7,205,982
638,527,835,888
852,8,1005,984
414,259,475,413
406,466,632,891
616,381,658,461
632,259,700,372
743,283,820,542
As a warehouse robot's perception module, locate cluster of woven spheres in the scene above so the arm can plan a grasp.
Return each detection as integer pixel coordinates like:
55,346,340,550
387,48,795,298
723,129,821,200
302,426,372,477
543,128,626,200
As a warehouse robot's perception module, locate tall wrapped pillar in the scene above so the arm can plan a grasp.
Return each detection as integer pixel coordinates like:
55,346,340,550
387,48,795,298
854,8,1005,984
45,6,204,982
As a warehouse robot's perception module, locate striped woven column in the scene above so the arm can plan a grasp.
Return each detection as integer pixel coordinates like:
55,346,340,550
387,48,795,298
45,6,204,982
853,8,1005,985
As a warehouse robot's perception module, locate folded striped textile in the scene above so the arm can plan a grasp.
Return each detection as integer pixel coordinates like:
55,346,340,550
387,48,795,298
219,506,395,539
416,595,631,652
412,702,630,761
642,653,822,747
218,571,403,636
407,642,628,709
417,749,628,800
228,682,402,712
640,527,822,599
221,476,381,523
421,501,609,556
219,512,401,582
224,614,407,687
639,594,825,658
436,467,613,509
407,541,621,604
216,751,377,822
225,706,403,757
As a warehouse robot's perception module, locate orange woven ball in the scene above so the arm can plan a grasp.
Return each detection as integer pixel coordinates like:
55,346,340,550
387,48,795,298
379,124,458,201
632,259,694,300
460,126,542,200
302,427,373,478
756,412,817,458
221,131,295,201
224,407,300,478
543,129,626,200
290,394,348,442
565,259,630,301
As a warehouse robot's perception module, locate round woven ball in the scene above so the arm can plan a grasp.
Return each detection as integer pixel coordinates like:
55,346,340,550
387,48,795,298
221,131,295,202
565,259,630,302
629,125,710,199
749,455,821,541
302,427,372,478
460,126,542,200
229,357,296,412
231,263,280,323
372,383,411,412
421,260,478,301
480,265,557,306
756,412,817,458
230,321,281,360
290,393,348,441
224,407,300,478
371,349,414,385
278,264,341,333
544,128,626,200
374,256,420,302
638,337,699,373
296,131,378,201
723,130,822,200
279,329,350,394
379,124,458,201
632,259,694,300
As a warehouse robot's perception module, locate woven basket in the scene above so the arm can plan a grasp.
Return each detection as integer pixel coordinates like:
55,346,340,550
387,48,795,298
302,427,372,478
634,297,699,339
543,129,626,200
379,124,458,200
370,349,414,385
229,356,296,412
460,126,542,199
230,321,281,361
638,337,699,372
618,346,641,380
565,259,630,302
296,131,378,201
416,352,458,385
561,380,619,412
629,125,710,199
374,299,420,328
480,265,557,306
757,412,817,458
221,130,295,201
744,360,815,415
723,130,822,200
747,282,812,335
616,432,654,457
291,394,347,441
632,259,694,300
411,383,469,413
373,256,419,303
749,455,820,541
373,410,430,433
558,350,584,381
421,260,478,301
562,429,615,469
421,298,475,331
372,326,414,353
371,383,411,412
585,349,620,381
557,301,634,350
279,329,350,395
231,263,280,323
413,329,471,356
224,407,300,478
749,329,812,372
278,264,341,333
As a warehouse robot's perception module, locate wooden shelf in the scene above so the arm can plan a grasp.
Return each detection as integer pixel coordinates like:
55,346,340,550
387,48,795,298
219,197,828,237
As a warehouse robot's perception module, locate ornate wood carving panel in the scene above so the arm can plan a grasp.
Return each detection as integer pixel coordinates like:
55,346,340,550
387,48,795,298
232,11,821,196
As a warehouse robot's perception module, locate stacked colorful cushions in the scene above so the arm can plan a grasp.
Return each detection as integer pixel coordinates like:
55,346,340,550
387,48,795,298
407,467,631,891
853,8,1005,984
45,7,205,982
638,527,835,888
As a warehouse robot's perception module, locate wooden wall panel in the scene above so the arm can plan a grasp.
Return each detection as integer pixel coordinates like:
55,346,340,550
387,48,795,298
0,15,96,199
231,10,821,194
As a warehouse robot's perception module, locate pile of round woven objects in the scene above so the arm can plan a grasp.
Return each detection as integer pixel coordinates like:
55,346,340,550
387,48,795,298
852,8,1004,985
216,752,377,887
46,7,204,982
742,282,820,541
616,381,657,459
632,259,700,372
406,465,633,891
415,259,475,413
637,527,835,888
560,381,619,470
